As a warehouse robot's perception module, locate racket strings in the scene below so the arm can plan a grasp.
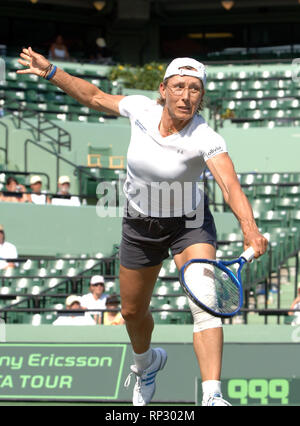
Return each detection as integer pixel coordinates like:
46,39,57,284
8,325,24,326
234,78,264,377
213,267,240,314
183,263,241,315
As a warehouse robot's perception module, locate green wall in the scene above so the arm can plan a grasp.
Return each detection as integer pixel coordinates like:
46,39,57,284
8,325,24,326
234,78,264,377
0,325,299,404
220,126,300,173
0,204,123,257
0,203,237,256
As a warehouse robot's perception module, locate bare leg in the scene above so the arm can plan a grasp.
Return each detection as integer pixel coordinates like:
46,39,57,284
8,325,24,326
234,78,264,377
119,263,162,354
193,328,223,381
174,243,223,380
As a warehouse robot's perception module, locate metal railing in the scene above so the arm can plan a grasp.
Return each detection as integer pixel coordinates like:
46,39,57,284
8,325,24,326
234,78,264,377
23,138,117,197
10,109,71,151
0,120,8,165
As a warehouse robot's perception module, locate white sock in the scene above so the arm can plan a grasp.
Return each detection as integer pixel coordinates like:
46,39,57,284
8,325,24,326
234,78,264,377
133,347,155,372
202,380,222,401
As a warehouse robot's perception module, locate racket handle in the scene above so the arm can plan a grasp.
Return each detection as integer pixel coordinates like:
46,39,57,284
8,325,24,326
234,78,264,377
241,247,255,262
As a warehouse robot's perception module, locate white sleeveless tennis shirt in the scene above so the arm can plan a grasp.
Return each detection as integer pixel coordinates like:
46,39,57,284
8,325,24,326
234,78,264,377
119,95,227,217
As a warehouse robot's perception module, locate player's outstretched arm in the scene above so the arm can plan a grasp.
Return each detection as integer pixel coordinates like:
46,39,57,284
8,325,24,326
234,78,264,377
206,152,268,258
17,47,124,115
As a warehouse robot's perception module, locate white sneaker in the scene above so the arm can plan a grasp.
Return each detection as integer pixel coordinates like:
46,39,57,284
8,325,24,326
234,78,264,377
124,348,168,406
203,393,232,406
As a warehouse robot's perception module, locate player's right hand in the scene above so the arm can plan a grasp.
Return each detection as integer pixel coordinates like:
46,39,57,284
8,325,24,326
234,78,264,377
17,47,51,78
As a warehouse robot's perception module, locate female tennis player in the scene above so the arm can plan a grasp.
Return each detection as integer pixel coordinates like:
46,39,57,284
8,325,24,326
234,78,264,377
17,48,268,406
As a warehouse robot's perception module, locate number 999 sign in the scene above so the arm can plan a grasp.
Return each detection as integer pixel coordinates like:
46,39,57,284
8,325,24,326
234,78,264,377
225,378,297,406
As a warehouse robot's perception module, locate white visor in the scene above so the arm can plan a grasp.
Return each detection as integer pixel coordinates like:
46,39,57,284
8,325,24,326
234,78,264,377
164,57,207,87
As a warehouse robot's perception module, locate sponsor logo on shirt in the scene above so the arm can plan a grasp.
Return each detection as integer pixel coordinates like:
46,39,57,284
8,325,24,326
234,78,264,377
135,119,147,133
207,146,223,158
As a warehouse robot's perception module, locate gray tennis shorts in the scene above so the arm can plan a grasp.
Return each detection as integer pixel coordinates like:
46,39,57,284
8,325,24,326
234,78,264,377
119,201,217,270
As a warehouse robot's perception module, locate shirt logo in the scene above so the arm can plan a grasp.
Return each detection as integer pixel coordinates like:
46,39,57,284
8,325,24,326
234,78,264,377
207,146,222,158
135,119,147,133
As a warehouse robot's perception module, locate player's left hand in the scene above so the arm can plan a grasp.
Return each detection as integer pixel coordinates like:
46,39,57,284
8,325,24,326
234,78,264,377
244,230,269,259
17,47,51,78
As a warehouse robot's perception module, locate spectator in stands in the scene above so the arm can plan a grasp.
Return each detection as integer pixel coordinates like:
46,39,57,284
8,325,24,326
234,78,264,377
81,275,108,324
103,294,125,326
289,288,300,326
0,176,26,203
0,224,18,270
89,37,113,65
49,35,70,61
53,295,96,326
51,176,81,207
27,176,51,205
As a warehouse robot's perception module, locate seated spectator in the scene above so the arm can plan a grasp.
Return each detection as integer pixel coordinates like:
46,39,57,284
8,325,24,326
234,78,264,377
289,288,300,326
53,295,96,326
89,37,113,65
49,35,70,61
103,294,125,326
51,176,81,207
0,176,26,203
0,224,18,270
27,176,51,205
81,275,108,324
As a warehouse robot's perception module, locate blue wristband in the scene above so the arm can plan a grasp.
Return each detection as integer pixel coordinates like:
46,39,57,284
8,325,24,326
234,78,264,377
46,65,57,81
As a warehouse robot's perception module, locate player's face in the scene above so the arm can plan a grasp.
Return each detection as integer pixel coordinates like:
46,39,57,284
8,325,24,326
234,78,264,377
160,75,204,122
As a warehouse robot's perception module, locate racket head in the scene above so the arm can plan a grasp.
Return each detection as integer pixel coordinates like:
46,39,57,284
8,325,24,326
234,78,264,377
179,258,244,318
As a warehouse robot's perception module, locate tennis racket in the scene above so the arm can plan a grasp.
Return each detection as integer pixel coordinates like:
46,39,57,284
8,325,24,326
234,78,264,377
179,247,255,318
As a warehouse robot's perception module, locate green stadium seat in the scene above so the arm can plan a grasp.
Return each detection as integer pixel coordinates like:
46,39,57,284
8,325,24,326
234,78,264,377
220,232,243,242
0,286,14,297
171,311,192,324
257,211,288,231
284,315,295,325
36,83,48,92
275,197,299,211
23,314,43,326
69,114,89,123
243,185,256,199
69,105,90,115
151,311,174,324
152,305,189,324
256,185,279,198
290,211,300,228
14,278,31,294
291,173,300,183
41,313,57,325
273,229,297,258
42,278,61,292
18,74,39,84
251,198,274,213
165,280,184,295
240,173,264,186
5,90,25,101
6,58,23,71
87,116,105,123
281,186,300,198
24,102,48,112
63,67,86,77
171,296,189,310
162,259,177,276
264,173,290,184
